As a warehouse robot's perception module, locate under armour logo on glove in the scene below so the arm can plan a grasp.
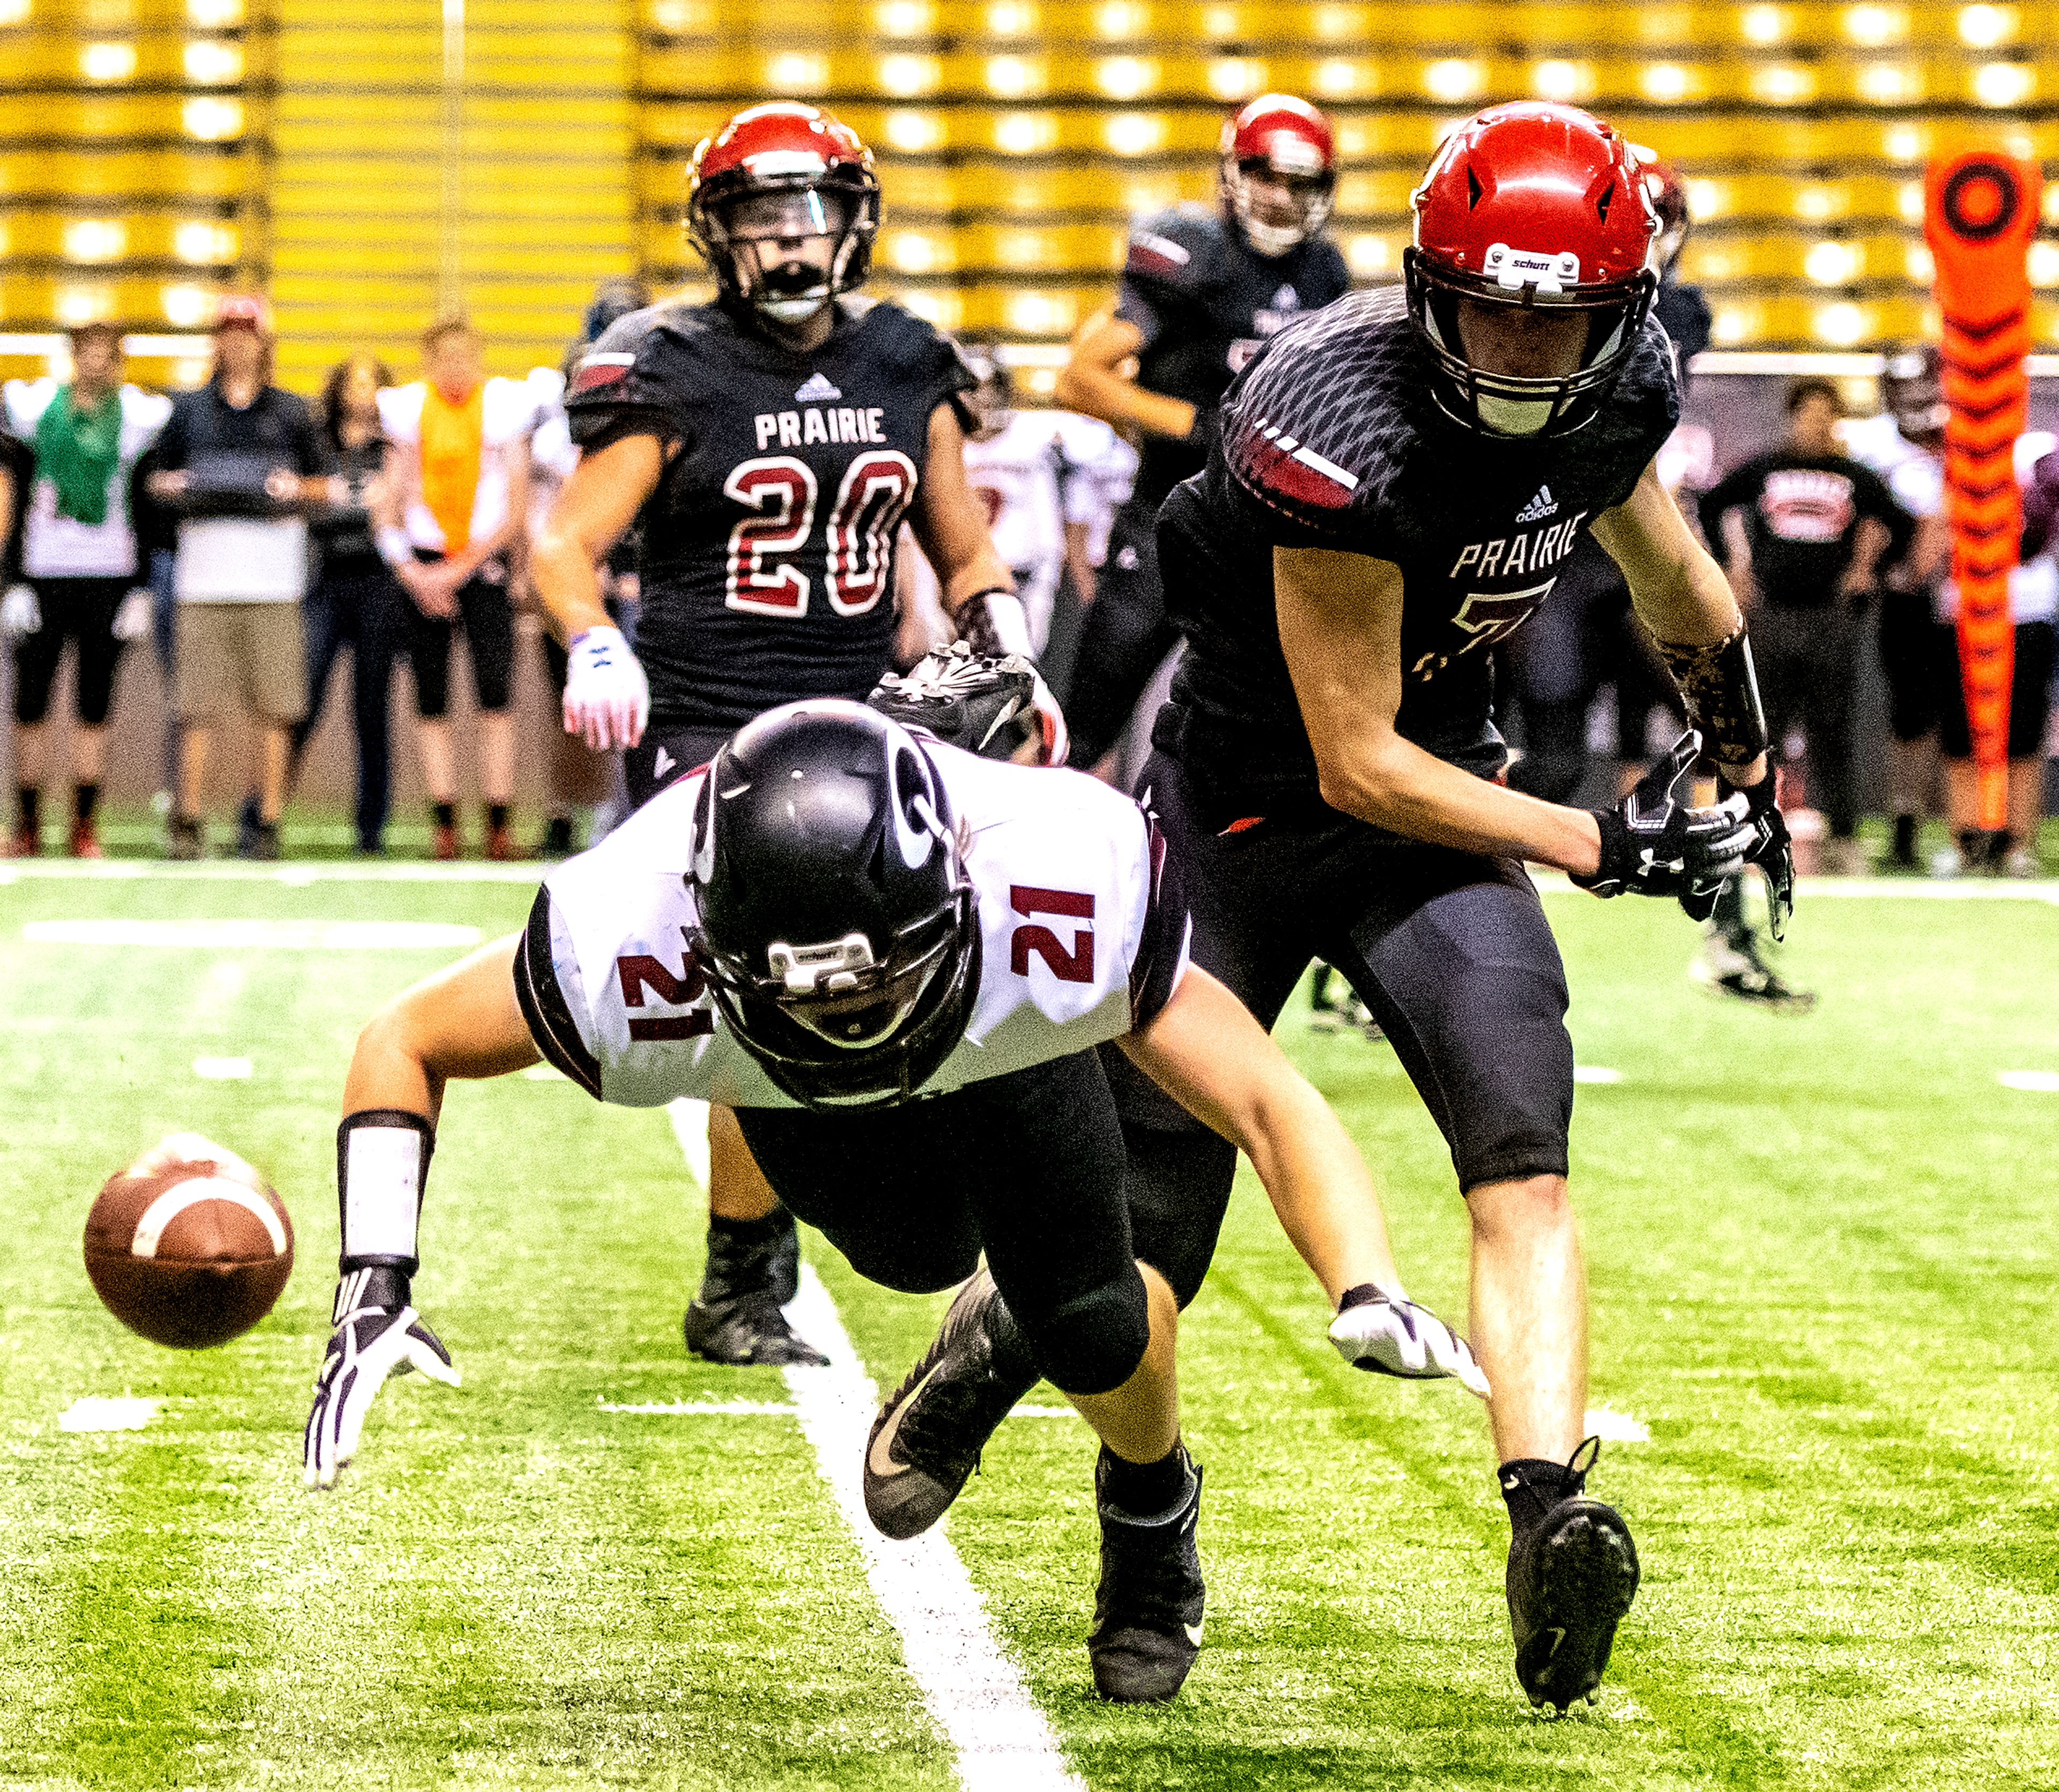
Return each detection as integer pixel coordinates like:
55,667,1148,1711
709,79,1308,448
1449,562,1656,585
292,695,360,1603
1573,729,1754,920
1328,1284,1490,1397
302,1268,460,1489
562,625,650,753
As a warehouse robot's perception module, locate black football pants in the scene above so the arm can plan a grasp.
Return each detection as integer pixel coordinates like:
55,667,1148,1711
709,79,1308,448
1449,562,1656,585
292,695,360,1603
735,1050,1151,1396
1109,749,1575,1309
1066,502,1180,767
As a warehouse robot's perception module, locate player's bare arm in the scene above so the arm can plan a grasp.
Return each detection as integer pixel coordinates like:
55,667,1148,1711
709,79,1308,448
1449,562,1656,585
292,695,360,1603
1054,307,1198,441
1119,963,1487,1392
905,403,1016,620
343,936,537,1122
1274,542,1611,873
531,432,665,645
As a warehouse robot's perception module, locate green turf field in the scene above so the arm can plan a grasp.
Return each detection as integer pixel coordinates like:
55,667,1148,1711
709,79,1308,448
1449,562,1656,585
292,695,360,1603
2,863,2056,1790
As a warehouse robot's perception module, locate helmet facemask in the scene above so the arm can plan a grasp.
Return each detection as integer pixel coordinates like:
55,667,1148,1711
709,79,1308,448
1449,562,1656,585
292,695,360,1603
1406,246,1656,439
694,177,879,327
1223,157,1335,257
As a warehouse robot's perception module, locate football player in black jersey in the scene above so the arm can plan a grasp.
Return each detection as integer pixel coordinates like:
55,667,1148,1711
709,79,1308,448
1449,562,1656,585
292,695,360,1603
1056,93,1350,769
896,101,1797,1714
530,102,1065,1373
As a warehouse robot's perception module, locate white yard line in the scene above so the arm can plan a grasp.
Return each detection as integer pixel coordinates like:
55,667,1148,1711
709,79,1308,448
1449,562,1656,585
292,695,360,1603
0,860,539,884
1530,870,2059,905
661,1100,1082,1792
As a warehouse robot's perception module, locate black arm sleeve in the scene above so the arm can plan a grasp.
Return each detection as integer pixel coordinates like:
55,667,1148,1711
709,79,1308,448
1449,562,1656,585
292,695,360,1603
512,887,605,1099
1854,463,1915,566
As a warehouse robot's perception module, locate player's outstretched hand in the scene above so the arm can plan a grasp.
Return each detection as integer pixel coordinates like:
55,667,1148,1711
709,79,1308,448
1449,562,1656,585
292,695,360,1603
1722,769,1796,940
1572,729,1753,913
303,1267,460,1490
562,624,649,752
1328,1284,1491,1398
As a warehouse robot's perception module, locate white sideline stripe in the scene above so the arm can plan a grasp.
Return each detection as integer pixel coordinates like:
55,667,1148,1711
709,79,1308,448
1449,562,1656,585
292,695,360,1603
780,1267,1086,1792
60,1396,162,1433
1583,1406,1650,1444
0,860,540,884
666,1098,713,1189
1998,1069,2059,1093
594,1397,1080,1421
23,920,482,949
192,1056,253,1080
1572,1065,1622,1084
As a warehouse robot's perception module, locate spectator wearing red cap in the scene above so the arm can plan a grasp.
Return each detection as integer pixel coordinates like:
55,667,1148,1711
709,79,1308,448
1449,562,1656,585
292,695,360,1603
145,295,334,859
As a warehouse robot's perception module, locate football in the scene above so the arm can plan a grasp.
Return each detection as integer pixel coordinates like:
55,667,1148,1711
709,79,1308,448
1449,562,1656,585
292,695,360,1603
84,1135,295,1350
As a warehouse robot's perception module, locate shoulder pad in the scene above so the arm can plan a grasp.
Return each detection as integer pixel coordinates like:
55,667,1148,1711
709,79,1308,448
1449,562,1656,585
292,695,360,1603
564,301,709,446
1219,286,1417,535
1124,205,1228,291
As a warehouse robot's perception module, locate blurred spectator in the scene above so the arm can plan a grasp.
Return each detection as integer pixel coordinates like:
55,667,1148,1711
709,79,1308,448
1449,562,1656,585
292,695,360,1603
145,296,330,860
1932,436,2057,878
1845,345,1952,869
1698,377,1913,875
278,353,407,856
3,323,169,856
376,316,534,860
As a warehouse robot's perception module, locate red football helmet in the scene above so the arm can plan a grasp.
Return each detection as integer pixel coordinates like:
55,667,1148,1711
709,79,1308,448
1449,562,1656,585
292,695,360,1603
687,102,882,324
1406,102,1660,438
1220,94,1337,257
1638,151,1692,278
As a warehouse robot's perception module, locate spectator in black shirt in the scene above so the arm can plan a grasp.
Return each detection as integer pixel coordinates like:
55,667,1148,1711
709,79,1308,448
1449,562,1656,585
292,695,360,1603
146,297,334,858
1699,377,1914,873
279,354,408,855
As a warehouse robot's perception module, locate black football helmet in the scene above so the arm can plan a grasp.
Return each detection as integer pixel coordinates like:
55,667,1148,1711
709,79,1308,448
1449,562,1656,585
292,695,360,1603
687,701,979,1110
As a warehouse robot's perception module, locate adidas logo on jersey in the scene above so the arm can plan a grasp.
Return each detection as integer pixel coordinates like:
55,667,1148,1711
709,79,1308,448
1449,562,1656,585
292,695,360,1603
794,372,842,403
1515,485,1558,522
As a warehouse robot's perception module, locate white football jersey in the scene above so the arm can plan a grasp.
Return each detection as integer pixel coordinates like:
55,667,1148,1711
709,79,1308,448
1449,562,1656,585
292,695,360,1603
518,743,1190,1108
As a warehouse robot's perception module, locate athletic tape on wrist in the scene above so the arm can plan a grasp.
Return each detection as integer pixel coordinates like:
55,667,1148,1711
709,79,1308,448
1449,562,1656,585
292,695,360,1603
337,1109,434,1271
376,526,414,571
1654,626,1768,774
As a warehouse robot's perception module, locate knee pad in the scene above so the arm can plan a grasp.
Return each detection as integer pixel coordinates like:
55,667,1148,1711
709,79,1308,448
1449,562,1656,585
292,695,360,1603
1017,1267,1150,1396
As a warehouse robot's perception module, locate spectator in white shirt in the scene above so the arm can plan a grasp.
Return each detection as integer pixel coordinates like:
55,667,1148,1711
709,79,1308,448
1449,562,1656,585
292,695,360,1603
2,323,168,856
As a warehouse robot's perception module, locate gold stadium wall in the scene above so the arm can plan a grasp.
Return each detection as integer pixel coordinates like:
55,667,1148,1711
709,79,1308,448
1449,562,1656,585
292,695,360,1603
269,0,636,391
633,0,2058,384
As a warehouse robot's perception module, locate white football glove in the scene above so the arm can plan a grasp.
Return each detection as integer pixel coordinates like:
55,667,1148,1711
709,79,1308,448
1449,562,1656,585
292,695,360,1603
1,584,40,641
1328,1285,1491,1399
303,1267,460,1489
111,588,154,643
561,624,649,752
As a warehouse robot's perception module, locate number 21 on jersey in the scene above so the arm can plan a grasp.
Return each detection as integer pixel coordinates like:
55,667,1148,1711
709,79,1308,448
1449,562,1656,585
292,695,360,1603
724,451,917,618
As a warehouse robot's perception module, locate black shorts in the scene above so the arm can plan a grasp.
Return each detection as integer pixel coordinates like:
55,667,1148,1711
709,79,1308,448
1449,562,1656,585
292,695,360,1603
1878,588,1944,742
1938,619,2056,759
407,559,514,717
1066,502,1179,767
12,575,129,726
624,722,734,809
1108,749,1574,1308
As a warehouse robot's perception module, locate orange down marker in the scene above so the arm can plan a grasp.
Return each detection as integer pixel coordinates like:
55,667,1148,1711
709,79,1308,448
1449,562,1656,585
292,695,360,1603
1924,152,2042,828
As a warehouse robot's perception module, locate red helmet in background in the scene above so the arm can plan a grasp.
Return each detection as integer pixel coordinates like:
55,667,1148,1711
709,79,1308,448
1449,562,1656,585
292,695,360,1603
687,102,882,323
1637,151,1692,278
1220,94,1337,257
1406,102,1659,438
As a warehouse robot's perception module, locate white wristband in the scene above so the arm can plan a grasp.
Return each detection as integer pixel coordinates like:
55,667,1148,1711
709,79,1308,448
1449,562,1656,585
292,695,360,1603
342,1123,427,1263
977,589,1034,660
376,527,414,571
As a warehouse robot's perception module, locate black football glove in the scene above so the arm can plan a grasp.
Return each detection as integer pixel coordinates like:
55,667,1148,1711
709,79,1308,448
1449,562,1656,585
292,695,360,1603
1720,769,1795,941
303,1265,459,1489
1572,729,1754,919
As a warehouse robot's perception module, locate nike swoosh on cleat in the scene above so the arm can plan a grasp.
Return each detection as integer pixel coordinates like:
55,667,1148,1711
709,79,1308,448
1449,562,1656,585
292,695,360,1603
1184,1622,1205,1647
1544,1627,1566,1657
868,1361,946,1480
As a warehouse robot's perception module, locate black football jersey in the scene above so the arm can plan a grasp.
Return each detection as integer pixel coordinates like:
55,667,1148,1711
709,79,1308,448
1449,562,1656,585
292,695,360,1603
1116,206,1351,514
566,297,975,729
1155,285,1680,797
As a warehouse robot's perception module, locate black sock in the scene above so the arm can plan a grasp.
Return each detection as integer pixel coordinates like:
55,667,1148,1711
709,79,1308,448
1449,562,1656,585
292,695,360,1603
432,801,456,830
1992,830,2018,863
708,1210,790,1248
15,784,37,834
1101,1441,1188,1517
486,802,510,833
1499,1458,1583,1548
1892,812,1917,860
1958,828,1986,865
74,782,99,825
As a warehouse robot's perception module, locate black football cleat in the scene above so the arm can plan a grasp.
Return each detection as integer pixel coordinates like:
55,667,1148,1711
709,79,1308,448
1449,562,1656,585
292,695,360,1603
1503,1441,1639,1713
1088,1446,1206,1704
1689,925,1816,1015
862,1268,1039,1540
682,1209,827,1367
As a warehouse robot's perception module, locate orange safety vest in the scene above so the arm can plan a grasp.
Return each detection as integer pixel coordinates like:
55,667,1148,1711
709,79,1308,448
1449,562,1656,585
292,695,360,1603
1924,152,2042,826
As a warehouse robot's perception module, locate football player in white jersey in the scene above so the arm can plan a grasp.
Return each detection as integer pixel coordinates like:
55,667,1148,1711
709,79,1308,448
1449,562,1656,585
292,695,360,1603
302,692,1484,1704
